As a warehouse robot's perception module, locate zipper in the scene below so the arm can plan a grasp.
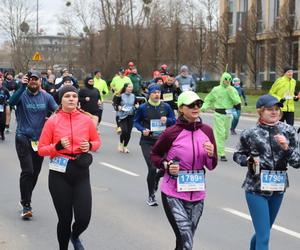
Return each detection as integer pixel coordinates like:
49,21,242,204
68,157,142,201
69,113,73,154
287,80,291,112
268,127,275,170
190,129,195,200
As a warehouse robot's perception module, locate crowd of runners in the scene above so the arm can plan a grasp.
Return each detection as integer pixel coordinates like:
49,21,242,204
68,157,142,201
0,62,299,250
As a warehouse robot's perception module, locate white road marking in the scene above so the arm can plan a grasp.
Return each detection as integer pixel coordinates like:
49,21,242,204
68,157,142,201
99,161,139,177
223,207,300,239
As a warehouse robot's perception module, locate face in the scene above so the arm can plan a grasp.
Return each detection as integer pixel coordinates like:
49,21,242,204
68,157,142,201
62,70,69,77
285,70,293,79
64,80,72,86
61,91,78,112
167,76,175,85
179,100,202,122
259,105,281,124
27,76,41,93
48,74,55,83
96,72,101,78
156,79,163,85
87,79,94,85
7,74,13,80
181,70,188,77
131,68,137,74
119,72,125,77
125,85,133,93
223,77,232,85
149,90,161,102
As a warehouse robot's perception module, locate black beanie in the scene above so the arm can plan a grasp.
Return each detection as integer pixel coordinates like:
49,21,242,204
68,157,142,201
59,85,78,101
283,65,293,74
62,76,72,83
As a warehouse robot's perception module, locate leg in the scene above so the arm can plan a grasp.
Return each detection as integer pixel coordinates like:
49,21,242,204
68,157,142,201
123,116,134,147
31,151,44,191
285,112,294,126
140,141,157,197
268,193,284,229
161,193,204,250
97,108,103,124
213,113,227,157
49,171,73,250
5,106,11,131
245,192,270,250
72,172,92,239
15,135,35,206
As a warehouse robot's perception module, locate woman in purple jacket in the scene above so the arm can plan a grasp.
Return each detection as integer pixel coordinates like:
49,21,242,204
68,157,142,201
151,91,218,250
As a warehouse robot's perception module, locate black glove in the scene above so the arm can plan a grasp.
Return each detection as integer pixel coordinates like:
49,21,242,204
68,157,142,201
102,91,107,95
244,102,248,106
293,96,299,101
280,98,286,103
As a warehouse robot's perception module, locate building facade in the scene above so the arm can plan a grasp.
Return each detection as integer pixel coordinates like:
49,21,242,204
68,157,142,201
220,0,300,87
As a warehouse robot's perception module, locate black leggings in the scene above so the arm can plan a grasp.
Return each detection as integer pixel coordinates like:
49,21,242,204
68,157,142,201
280,111,294,126
49,161,92,250
0,110,6,135
119,115,134,146
15,134,44,206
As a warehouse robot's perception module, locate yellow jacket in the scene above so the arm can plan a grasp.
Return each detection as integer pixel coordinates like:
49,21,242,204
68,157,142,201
269,75,297,112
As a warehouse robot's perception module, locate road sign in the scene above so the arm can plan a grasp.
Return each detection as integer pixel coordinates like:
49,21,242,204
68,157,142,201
32,52,42,61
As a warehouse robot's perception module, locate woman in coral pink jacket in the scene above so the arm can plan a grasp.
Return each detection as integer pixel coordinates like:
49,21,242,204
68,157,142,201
38,85,101,250
151,91,217,250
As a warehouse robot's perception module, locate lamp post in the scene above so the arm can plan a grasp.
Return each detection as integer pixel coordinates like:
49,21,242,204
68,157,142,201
36,0,39,35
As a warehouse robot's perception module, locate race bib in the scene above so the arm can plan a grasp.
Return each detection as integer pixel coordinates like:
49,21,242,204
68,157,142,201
31,141,39,152
182,85,190,91
285,95,293,100
163,93,173,102
260,170,286,191
121,106,132,112
177,171,205,192
49,157,69,173
150,119,166,132
0,104,4,112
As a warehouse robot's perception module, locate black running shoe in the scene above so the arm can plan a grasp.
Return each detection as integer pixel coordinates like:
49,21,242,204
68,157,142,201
220,156,228,162
20,204,32,219
71,234,85,250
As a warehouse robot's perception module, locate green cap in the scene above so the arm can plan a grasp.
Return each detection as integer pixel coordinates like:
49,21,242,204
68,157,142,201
177,91,203,108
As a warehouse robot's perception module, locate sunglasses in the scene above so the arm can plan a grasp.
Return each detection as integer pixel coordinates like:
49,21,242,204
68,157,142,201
185,100,203,108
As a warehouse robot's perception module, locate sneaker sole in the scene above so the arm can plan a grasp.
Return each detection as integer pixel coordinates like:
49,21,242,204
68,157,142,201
21,211,32,219
147,202,158,206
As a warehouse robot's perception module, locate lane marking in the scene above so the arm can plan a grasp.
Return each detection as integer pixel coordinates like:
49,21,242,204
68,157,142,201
223,207,300,239
99,162,139,177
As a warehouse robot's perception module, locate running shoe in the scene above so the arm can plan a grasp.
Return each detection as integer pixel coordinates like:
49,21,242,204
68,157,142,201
123,147,130,153
0,131,4,140
147,195,158,206
118,142,124,152
20,203,32,219
220,156,228,162
71,234,85,250
5,128,10,134
116,127,122,134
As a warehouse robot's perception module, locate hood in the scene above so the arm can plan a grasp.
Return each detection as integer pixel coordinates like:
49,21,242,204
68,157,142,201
220,72,232,88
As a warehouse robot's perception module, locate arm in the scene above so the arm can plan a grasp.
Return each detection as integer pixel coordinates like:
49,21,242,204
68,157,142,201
283,128,300,169
201,125,218,170
200,89,215,112
229,87,242,105
88,119,101,151
165,103,176,126
38,118,58,157
233,130,251,167
9,84,26,106
134,105,146,132
269,79,281,100
48,94,58,112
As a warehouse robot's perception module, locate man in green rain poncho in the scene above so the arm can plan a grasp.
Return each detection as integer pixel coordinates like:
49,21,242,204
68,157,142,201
200,72,241,161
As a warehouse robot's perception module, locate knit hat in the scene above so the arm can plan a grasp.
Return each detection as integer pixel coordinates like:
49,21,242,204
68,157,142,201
59,85,78,101
148,84,161,94
283,65,293,74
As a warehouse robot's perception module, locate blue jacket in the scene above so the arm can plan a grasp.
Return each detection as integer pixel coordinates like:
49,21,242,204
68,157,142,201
9,85,58,140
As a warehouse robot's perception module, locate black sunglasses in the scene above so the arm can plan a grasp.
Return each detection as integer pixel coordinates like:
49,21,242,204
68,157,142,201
185,100,203,108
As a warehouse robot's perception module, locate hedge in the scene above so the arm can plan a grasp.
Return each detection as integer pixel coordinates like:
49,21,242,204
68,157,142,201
196,81,220,93
261,80,300,92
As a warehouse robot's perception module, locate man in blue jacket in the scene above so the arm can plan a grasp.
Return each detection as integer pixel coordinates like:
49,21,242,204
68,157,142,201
134,84,176,206
10,71,58,219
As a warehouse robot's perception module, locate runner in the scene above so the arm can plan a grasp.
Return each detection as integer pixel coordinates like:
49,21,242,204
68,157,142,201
151,91,217,249
233,94,300,250
79,76,101,126
38,85,101,250
115,83,137,153
93,69,108,125
111,68,132,134
9,71,58,219
134,84,176,206
175,65,196,92
230,77,247,135
160,73,181,112
0,75,10,140
200,72,241,161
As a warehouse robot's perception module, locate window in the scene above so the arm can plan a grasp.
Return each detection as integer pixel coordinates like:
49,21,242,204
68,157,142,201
257,0,263,33
257,44,265,84
291,42,298,79
240,0,248,12
228,0,234,12
289,0,295,15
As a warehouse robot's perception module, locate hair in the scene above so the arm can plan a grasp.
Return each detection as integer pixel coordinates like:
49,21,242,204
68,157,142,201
120,83,132,94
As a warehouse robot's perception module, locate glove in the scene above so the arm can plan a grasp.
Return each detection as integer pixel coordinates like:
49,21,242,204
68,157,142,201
244,102,248,106
293,96,299,101
102,91,107,95
280,98,286,103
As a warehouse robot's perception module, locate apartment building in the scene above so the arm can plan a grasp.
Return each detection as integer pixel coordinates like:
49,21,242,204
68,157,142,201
220,0,300,87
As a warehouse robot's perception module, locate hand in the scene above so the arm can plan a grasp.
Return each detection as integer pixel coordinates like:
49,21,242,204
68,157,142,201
274,134,289,151
175,80,179,88
118,106,122,111
98,100,102,105
293,96,299,101
85,97,90,101
60,137,71,149
102,91,107,95
203,141,214,157
143,129,151,136
160,116,167,124
79,140,90,152
244,102,248,106
280,98,286,103
22,75,29,86
168,161,180,175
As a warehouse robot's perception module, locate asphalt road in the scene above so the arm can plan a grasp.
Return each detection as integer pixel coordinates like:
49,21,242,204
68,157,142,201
0,104,299,250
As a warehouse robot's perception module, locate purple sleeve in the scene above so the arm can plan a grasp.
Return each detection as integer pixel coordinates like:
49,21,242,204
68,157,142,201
201,124,218,170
